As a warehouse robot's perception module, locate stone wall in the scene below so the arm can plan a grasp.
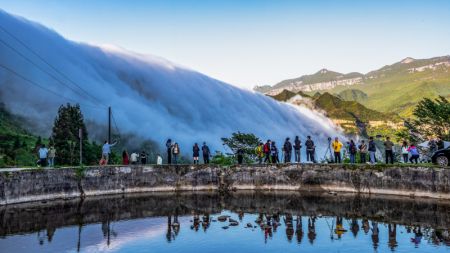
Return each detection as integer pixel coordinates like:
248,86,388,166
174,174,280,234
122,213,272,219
0,164,449,204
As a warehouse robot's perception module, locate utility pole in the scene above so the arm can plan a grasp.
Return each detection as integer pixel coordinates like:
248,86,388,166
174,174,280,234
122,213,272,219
79,128,83,165
108,106,112,144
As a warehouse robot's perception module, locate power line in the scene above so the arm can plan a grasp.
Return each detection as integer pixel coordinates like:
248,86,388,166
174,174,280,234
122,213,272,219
0,24,107,108
0,63,104,110
0,36,106,108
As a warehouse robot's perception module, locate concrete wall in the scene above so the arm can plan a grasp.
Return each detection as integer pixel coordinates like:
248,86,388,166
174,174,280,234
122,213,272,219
1,164,449,204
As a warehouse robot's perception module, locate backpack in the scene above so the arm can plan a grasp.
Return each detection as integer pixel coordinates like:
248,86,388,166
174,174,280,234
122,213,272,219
350,144,357,154
294,140,301,149
263,143,270,153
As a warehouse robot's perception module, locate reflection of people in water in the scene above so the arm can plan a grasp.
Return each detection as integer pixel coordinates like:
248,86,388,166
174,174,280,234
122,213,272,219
37,230,45,245
296,216,304,244
202,213,210,231
307,216,317,244
166,215,175,242
335,217,347,239
191,214,200,231
351,219,359,238
284,213,294,242
362,219,370,234
432,229,450,246
371,221,379,250
388,224,397,250
238,211,244,221
411,226,423,246
173,209,180,236
272,213,280,232
264,224,273,244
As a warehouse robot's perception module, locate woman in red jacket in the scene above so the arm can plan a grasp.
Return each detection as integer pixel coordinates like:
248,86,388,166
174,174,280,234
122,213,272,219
122,150,129,165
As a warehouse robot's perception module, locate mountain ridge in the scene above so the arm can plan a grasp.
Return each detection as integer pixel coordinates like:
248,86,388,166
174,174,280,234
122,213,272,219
256,55,450,94
256,55,450,117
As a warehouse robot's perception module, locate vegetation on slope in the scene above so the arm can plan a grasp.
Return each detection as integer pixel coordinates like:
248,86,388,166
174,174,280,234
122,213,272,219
0,103,40,166
261,56,450,118
337,89,368,103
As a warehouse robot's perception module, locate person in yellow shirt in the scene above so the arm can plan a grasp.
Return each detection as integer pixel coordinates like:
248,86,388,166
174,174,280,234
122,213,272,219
332,137,343,163
255,142,264,164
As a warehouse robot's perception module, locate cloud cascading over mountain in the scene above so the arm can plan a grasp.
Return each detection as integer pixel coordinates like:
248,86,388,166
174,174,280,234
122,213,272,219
0,10,342,157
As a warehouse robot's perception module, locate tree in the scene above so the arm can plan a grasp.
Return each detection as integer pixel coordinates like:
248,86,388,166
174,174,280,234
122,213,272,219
221,132,261,162
408,96,450,141
51,104,89,165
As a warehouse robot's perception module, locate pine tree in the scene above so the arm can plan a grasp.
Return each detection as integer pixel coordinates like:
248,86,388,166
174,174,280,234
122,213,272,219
51,104,89,165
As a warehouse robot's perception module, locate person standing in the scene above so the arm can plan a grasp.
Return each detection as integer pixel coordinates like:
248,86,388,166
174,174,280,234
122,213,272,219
263,140,271,164
293,136,302,163
349,140,357,164
156,154,163,165
48,145,56,167
271,141,279,164
428,138,438,153
140,150,147,164
408,144,420,164
332,137,343,163
436,137,444,150
166,139,173,164
193,143,200,164
358,140,367,163
305,136,315,163
202,142,211,164
172,143,180,164
122,150,129,165
368,137,376,164
237,148,244,164
102,140,117,165
401,141,409,163
130,152,139,165
384,137,394,164
38,144,48,167
255,142,264,164
283,137,293,163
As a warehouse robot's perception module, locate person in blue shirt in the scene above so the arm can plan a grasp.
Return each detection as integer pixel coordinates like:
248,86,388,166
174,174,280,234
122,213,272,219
102,140,117,165
408,144,420,164
38,144,48,167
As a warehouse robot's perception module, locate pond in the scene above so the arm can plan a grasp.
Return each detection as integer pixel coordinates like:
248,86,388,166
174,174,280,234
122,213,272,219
0,192,449,253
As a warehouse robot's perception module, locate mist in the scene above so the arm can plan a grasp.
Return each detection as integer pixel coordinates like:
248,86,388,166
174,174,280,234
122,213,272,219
0,10,343,160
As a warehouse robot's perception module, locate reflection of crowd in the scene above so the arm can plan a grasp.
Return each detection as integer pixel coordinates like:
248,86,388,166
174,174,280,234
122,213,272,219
184,213,450,250
166,209,180,242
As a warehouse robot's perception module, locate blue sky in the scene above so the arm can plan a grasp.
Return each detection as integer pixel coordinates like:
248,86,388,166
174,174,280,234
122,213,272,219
1,0,450,89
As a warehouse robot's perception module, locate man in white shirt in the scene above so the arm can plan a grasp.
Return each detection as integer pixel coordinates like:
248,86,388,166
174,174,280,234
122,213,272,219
38,144,49,167
130,152,139,165
156,154,163,165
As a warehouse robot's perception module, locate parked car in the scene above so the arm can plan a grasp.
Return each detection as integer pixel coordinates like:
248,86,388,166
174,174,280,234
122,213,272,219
431,147,450,167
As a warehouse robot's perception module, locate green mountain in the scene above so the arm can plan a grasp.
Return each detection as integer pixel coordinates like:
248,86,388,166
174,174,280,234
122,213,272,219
314,92,396,122
271,89,310,101
337,89,368,103
270,90,401,136
257,56,450,117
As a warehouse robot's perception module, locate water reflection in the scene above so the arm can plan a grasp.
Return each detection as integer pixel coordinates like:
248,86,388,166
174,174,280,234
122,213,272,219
1,192,449,253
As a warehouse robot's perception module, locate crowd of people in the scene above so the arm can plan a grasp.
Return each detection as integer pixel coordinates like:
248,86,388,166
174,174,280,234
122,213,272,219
34,135,446,167
252,135,444,165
